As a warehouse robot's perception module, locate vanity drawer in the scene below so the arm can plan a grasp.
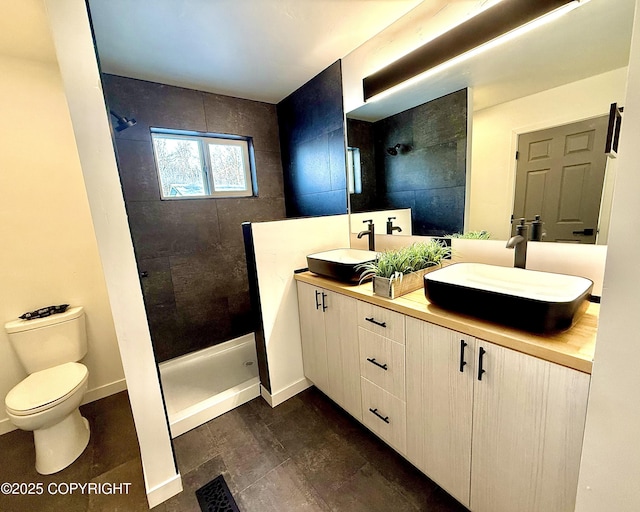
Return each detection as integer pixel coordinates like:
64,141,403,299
357,301,405,344
361,377,407,455
359,328,405,400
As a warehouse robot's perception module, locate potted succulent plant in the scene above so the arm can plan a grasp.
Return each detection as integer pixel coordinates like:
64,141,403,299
357,240,451,299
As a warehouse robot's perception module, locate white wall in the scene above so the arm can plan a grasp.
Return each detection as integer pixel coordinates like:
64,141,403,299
0,46,125,431
576,0,640,510
469,68,628,239
44,0,181,506
251,215,350,405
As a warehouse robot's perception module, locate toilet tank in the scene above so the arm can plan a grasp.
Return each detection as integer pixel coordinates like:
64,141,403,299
4,307,87,374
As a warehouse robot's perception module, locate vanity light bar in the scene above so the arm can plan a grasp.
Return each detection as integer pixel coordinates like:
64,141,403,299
363,0,585,102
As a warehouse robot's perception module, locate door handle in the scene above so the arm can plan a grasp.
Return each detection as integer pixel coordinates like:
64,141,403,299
321,292,328,311
366,358,388,371
478,347,487,381
369,408,390,424
459,340,468,373
365,317,387,328
572,228,594,236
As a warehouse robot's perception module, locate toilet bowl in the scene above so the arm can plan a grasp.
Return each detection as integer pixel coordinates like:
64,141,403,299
5,362,90,475
4,307,91,475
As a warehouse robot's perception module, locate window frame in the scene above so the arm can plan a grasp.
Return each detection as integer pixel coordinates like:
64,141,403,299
150,128,256,200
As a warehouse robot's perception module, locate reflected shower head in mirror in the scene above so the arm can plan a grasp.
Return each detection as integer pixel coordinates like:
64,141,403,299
386,143,411,156
109,109,137,132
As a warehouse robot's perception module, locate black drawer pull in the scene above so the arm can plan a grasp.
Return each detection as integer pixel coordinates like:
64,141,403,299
315,290,321,310
478,347,487,381
459,340,467,373
369,408,390,424
366,357,388,371
365,317,387,328
322,292,328,311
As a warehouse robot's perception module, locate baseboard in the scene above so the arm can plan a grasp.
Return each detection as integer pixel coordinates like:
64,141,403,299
82,378,127,405
146,472,183,508
261,377,311,407
0,417,16,435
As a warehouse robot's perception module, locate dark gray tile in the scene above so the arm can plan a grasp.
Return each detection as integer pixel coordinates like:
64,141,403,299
163,456,228,512
102,74,207,143
412,89,467,147
138,257,174,306
114,138,161,202
215,197,285,247
289,133,331,195
205,406,287,494
324,463,416,512
82,392,141,480
203,94,280,152
237,459,330,512
413,186,465,235
172,424,220,475
254,150,285,199
292,190,347,217
241,395,306,428
127,199,221,259
87,458,148,512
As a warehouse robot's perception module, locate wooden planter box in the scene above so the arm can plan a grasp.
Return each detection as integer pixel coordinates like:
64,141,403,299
372,265,441,299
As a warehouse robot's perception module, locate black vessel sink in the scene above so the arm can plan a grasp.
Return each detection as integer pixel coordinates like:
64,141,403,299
307,248,378,283
424,263,593,333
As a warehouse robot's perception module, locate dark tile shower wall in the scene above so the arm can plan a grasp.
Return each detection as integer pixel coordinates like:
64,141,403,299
348,89,467,236
102,74,286,362
277,60,348,217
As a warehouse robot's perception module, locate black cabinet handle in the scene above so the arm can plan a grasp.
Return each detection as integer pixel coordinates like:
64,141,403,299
315,290,321,310
459,340,467,373
365,317,386,328
322,292,328,311
366,358,388,371
369,408,390,424
478,347,487,381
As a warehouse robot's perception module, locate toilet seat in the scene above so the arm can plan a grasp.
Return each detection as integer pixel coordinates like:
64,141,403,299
5,362,88,416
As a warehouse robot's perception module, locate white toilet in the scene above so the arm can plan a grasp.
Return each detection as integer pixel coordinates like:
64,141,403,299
4,306,90,475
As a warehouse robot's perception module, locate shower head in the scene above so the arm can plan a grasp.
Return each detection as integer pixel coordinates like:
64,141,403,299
386,143,411,156
109,109,137,132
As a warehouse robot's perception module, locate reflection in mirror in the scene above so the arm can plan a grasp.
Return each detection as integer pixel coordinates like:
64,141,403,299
347,89,468,237
346,0,634,243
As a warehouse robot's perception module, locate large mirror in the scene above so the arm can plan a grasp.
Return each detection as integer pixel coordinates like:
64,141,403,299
346,0,634,243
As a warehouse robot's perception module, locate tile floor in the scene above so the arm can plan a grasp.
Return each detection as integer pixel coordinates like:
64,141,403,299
0,388,468,512
0,391,148,512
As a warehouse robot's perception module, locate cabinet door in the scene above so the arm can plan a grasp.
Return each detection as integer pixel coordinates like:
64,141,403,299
406,318,475,507
324,291,362,420
296,282,329,393
470,340,590,512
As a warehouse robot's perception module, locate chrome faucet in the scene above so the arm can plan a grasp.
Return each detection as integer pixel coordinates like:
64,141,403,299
506,218,529,269
386,217,402,235
357,219,375,251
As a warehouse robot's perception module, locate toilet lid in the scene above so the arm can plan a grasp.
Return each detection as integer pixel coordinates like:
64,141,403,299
5,362,88,414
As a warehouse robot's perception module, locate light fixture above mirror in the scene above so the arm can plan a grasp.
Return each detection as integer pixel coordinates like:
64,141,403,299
363,0,589,103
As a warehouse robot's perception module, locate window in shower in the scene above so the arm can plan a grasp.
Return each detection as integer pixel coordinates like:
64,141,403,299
151,129,256,199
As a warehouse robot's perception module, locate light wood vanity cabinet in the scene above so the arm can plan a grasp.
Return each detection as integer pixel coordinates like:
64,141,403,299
296,282,362,421
470,340,590,512
406,318,475,507
296,277,590,512
406,317,590,512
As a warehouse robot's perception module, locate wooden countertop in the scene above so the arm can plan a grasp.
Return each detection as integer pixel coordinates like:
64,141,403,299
294,272,597,374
